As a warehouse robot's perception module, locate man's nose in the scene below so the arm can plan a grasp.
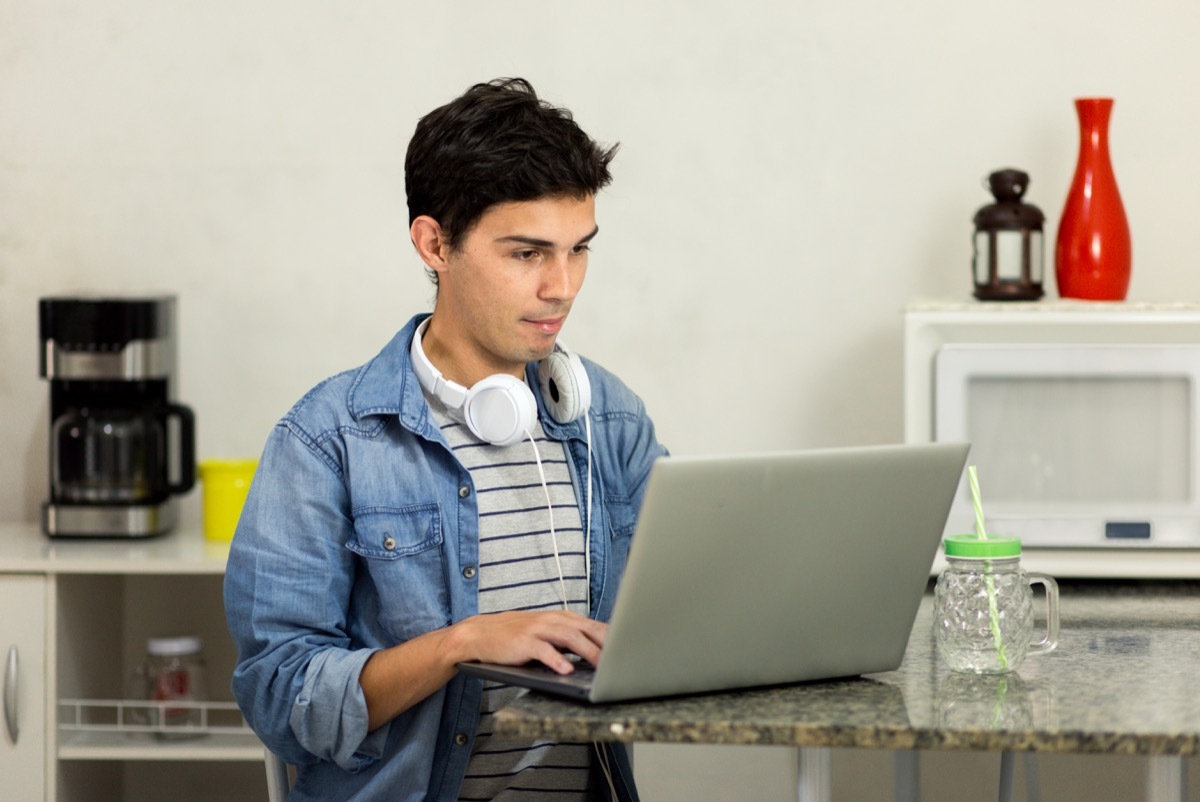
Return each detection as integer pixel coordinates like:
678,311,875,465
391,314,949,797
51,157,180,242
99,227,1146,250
540,255,581,301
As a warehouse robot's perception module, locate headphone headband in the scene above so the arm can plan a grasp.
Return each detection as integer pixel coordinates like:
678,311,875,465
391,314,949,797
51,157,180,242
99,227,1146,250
409,317,590,445
410,318,469,410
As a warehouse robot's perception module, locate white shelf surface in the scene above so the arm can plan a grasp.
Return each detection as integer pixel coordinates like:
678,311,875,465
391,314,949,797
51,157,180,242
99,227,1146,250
906,298,1200,316
0,522,229,574
58,699,263,762
58,730,264,762
931,548,1200,579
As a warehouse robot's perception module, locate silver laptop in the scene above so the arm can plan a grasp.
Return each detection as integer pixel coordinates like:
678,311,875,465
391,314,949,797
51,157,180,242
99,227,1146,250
459,442,969,703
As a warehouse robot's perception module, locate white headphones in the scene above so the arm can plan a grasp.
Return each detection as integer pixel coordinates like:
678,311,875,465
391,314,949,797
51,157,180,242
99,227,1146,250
409,317,592,446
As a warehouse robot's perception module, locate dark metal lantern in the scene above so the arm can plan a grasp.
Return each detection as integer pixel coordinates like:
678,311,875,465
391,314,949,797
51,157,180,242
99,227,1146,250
972,168,1045,301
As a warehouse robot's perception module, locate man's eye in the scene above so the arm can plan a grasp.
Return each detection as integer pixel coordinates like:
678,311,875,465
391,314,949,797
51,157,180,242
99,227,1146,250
572,244,592,255
515,250,539,261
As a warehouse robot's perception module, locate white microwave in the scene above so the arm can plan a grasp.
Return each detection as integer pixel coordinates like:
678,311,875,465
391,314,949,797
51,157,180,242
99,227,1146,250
934,343,1200,548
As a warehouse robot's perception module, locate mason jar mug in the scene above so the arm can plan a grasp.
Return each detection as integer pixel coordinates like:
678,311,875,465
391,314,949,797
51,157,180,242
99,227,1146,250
933,535,1059,674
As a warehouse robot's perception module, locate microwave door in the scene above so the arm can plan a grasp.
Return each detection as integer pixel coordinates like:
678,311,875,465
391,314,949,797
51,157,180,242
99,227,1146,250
934,343,1200,548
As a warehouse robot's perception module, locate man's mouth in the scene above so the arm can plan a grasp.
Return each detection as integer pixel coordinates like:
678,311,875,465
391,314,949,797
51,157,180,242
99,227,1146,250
526,316,565,335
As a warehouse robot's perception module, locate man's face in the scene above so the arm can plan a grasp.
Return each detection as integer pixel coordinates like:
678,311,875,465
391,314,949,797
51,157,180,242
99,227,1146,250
426,194,597,384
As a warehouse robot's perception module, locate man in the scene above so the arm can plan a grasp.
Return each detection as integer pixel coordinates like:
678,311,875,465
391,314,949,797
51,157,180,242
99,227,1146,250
224,78,667,801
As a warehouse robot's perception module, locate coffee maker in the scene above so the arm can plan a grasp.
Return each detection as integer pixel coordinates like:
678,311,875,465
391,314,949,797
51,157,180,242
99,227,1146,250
39,296,196,537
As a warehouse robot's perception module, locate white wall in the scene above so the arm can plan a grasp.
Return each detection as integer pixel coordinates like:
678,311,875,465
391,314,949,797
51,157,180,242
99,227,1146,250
5,1,1200,522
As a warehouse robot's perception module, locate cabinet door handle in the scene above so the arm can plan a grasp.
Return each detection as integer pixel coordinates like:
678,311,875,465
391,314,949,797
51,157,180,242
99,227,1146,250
3,645,16,745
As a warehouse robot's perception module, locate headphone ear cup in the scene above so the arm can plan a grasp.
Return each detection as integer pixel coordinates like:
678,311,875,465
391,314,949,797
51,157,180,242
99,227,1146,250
537,349,591,424
463,374,537,447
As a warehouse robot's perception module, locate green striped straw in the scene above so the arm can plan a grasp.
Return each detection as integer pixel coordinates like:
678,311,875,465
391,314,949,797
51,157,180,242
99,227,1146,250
968,466,988,541
967,465,1008,671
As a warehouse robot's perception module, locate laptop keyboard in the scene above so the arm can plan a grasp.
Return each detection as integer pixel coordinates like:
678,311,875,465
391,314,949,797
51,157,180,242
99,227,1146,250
520,659,596,688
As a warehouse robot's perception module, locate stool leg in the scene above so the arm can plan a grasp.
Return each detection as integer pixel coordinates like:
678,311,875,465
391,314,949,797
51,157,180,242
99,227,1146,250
894,750,919,802
1146,755,1187,802
1022,753,1042,802
797,747,832,802
998,751,1015,802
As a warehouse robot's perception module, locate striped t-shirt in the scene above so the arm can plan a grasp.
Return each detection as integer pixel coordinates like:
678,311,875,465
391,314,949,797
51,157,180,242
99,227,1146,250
424,393,593,801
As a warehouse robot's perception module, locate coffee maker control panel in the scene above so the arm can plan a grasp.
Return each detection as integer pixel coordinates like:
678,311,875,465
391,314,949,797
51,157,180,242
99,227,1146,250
40,296,177,382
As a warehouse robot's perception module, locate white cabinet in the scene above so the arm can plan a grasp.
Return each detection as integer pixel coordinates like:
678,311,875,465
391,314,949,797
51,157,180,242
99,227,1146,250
0,523,266,802
1,573,47,801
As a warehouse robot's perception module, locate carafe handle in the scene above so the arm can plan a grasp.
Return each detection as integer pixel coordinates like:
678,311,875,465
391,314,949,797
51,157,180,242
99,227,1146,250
1025,572,1059,655
164,403,196,495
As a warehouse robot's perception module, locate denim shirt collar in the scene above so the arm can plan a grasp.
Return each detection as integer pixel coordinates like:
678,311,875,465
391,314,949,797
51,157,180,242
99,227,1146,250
346,312,587,443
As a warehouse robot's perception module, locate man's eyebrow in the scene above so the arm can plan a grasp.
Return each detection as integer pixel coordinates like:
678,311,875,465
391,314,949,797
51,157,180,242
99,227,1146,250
495,225,600,248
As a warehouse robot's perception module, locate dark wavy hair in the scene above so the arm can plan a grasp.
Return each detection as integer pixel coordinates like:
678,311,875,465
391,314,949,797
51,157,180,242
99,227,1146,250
405,78,618,275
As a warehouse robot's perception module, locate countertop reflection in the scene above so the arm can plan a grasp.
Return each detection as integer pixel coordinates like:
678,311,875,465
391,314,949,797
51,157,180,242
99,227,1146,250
494,582,1200,756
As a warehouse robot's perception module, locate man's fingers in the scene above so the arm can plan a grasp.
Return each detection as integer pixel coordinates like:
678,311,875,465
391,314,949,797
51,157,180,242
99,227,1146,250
455,609,609,673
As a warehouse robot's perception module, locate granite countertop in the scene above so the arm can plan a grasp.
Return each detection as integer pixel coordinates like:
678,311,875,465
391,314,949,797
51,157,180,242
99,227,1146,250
494,582,1200,756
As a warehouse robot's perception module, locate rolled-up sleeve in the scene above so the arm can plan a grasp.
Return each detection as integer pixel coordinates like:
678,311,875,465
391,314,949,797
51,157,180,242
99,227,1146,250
224,419,386,770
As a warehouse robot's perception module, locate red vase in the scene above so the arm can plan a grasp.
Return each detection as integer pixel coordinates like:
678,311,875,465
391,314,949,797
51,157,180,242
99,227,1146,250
1054,98,1132,300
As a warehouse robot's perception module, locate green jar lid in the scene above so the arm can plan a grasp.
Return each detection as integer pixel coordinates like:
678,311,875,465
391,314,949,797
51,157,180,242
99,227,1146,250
943,533,1022,558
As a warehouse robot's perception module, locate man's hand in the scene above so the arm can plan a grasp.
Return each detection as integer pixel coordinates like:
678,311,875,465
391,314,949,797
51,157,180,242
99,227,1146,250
450,609,606,674
360,610,606,731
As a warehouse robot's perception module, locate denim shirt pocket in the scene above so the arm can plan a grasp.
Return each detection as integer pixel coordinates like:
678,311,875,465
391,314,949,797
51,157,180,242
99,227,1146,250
346,504,451,643
605,492,638,577
606,493,637,539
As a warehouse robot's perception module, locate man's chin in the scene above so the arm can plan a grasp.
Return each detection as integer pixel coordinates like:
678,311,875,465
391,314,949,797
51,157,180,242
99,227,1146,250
521,332,560,363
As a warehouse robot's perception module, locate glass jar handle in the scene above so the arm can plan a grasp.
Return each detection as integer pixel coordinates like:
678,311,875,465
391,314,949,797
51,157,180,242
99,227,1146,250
1025,572,1059,655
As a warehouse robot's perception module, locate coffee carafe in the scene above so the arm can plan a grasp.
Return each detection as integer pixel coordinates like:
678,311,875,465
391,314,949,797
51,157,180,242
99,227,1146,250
40,297,196,537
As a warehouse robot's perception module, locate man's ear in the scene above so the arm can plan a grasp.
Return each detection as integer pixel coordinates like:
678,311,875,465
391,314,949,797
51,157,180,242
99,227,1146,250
410,216,450,274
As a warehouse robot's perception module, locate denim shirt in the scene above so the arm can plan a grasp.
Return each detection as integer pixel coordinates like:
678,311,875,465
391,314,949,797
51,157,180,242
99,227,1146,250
224,314,667,801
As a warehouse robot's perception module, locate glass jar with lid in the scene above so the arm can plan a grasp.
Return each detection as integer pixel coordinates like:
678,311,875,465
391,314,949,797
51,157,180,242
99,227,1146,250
933,535,1059,674
127,636,208,739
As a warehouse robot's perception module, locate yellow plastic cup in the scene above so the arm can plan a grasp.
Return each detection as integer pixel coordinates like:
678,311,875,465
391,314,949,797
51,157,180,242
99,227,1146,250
198,459,258,542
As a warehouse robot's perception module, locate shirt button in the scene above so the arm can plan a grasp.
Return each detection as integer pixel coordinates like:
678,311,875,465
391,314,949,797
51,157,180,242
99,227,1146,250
454,732,468,746
458,485,471,498
463,566,477,579
383,537,396,551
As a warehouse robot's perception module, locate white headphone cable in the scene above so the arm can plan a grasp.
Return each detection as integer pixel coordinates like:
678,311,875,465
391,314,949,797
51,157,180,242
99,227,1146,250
584,412,593,614
528,430,570,611
594,742,618,800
